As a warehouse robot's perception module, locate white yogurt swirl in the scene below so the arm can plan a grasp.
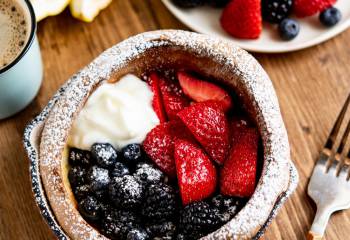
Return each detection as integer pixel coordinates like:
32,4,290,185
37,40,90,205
68,74,159,150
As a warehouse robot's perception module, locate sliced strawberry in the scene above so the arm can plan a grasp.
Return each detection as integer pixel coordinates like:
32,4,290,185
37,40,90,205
177,101,230,165
220,119,259,197
158,73,190,120
177,71,232,111
220,0,262,39
175,139,217,205
294,0,336,17
142,120,192,178
148,72,167,123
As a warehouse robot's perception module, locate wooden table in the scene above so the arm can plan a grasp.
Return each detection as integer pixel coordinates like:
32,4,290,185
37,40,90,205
0,1,349,239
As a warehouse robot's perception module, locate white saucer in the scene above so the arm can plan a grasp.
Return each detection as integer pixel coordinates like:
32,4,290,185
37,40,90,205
162,0,350,53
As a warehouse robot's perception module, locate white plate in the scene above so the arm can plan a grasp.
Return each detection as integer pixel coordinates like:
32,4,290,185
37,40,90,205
162,0,350,53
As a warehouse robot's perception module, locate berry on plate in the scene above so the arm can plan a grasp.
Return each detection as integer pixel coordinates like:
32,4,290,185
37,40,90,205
158,73,190,120
319,7,342,27
148,72,167,123
175,139,217,205
294,0,336,18
262,0,293,23
142,120,192,178
220,0,262,39
177,71,232,111
220,119,259,197
177,101,230,165
278,18,300,40
171,0,207,8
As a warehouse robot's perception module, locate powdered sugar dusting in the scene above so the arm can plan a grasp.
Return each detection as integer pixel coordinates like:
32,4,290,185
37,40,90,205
34,30,298,240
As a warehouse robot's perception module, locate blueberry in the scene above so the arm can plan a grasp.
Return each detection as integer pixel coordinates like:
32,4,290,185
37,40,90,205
134,162,164,186
68,165,87,187
278,18,300,40
87,166,110,193
78,196,101,221
320,7,342,27
127,228,150,240
110,162,130,178
69,148,92,166
122,144,143,165
91,143,118,169
73,184,90,201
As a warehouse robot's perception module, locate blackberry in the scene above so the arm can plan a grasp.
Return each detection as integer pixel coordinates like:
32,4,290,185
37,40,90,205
262,0,293,23
320,7,342,27
179,201,222,239
126,228,150,240
141,183,177,221
109,175,144,209
78,196,101,222
73,184,90,201
115,210,141,239
87,166,110,194
68,165,87,187
91,143,118,169
111,162,130,178
101,209,141,239
171,0,207,8
176,234,186,240
100,220,123,239
210,194,247,222
146,221,176,239
69,148,92,166
278,18,300,40
122,144,143,165
134,162,164,185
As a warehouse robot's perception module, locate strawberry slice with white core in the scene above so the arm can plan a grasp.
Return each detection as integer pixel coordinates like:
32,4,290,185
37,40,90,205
177,71,232,111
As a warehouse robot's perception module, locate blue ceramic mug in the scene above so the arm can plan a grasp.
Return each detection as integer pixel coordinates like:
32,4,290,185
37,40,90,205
0,0,43,119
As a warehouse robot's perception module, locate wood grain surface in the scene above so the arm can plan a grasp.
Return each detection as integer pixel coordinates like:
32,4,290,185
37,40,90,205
0,1,349,239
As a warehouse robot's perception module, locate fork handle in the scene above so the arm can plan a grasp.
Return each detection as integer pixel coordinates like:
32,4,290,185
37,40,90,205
307,207,332,239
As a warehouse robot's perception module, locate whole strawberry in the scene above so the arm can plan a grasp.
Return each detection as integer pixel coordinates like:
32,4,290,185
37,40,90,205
294,0,336,17
220,0,262,39
220,118,259,197
175,139,217,205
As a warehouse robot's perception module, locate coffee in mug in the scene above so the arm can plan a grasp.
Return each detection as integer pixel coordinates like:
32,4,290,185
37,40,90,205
0,0,29,69
0,0,43,120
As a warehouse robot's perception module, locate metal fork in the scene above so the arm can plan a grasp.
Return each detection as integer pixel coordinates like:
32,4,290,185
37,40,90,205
307,93,350,240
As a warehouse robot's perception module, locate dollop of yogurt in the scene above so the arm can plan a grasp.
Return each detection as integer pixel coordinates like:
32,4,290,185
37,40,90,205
68,74,159,150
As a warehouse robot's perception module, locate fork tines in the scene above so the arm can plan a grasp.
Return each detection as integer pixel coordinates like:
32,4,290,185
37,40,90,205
321,93,350,177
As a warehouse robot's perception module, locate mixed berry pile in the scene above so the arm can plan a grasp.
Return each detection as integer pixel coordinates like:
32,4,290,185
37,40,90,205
172,0,342,40
69,70,261,239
